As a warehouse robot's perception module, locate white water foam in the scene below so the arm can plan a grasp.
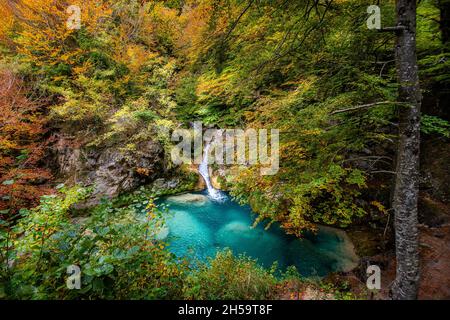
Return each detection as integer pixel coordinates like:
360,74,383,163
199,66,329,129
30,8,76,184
198,142,226,201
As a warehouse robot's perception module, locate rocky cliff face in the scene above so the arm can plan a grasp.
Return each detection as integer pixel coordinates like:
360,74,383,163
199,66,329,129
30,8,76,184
53,134,166,206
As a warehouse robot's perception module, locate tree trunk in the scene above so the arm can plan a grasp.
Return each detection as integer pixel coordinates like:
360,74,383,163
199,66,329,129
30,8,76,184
438,0,450,45
391,0,422,300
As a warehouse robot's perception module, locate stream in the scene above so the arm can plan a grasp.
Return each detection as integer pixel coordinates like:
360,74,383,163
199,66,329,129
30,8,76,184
157,192,358,277
153,142,358,277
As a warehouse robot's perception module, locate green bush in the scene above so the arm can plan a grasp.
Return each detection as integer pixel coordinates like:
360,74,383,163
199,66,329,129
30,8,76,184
1,187,186,300
1,187,289,300
183,250,277,300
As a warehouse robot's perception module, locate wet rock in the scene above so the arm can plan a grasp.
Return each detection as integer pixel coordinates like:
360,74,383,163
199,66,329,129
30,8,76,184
54,135,165,207
152,178,181,191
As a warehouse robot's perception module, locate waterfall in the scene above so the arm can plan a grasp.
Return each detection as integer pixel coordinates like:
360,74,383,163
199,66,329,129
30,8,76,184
199,142,226,201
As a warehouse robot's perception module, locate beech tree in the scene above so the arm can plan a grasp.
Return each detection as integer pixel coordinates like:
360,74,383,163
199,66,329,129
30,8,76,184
391,0,422,300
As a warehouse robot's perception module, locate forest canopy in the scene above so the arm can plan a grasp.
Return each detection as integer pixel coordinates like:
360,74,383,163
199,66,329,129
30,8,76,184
0,0,449,300
0,0,448,232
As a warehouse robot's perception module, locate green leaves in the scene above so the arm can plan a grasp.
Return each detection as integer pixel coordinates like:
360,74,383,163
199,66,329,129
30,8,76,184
1,185,188,300
1,180,14,186
421,115,450,138
183,249,277,300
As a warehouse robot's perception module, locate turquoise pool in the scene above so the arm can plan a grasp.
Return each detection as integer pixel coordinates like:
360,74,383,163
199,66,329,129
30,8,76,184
156,192,358,277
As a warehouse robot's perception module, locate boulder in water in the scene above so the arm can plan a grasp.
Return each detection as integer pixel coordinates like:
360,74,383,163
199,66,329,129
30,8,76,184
166,193,208,205
315,226,359,273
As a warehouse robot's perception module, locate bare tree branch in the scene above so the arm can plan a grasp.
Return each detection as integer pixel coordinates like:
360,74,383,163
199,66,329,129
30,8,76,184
330,101,408,115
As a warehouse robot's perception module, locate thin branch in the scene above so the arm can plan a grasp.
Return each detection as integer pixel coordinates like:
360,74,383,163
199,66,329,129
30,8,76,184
370,170,397,175
343,155,393,163
330,101,406,115
378,59,395,77
383,210,392,239
377,26,407,33
252,0,332,74
221,0,256,45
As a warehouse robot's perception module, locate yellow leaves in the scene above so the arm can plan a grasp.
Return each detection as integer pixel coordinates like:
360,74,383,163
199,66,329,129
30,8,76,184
285,201,316,236
3,0,112,77
80,1,112,34
146,200,156,211
280,141,306,164
125,44,148,72
112,40,151,74
370,201,387,214
300,129,323,136
59,51,75,62
73,60,93,75
0,137,18,151
145,3,181,45
294,77,317,94
196,70,236,104
50,96,104,122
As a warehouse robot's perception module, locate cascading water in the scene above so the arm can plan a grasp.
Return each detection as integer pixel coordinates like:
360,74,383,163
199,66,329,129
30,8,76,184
199,142,226,201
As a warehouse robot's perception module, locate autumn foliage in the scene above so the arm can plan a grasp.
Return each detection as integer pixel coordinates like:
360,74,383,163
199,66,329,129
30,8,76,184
0,69,52,218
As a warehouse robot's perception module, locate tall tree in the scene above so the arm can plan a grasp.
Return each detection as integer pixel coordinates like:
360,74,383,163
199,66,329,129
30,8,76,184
391,0,422,300
438,0,450,44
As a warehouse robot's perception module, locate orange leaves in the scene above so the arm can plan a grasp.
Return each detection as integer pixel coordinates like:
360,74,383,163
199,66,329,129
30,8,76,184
2,0,112,78
0,69,52,216
136,167,152,177
113,44,150,73
5,0,111,36
0,2,15,44
72,60,93,75
175,0,214,62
